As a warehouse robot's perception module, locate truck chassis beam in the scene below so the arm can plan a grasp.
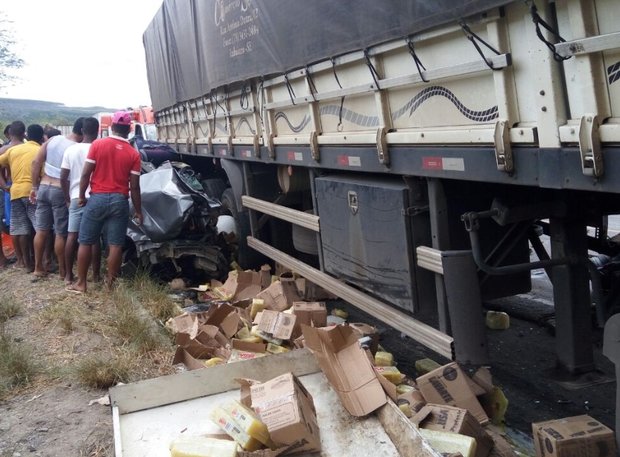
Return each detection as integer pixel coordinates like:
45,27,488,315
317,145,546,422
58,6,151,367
247,236,454,360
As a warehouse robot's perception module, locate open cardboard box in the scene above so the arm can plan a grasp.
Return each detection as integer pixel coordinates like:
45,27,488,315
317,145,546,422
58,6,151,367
301,324,387,416
417,362,489,425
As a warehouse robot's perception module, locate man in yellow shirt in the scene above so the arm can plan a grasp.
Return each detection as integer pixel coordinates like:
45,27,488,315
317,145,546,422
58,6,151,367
0,124,44,271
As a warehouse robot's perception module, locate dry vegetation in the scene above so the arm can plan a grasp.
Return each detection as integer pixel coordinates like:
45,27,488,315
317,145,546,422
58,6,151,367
0,266,182,455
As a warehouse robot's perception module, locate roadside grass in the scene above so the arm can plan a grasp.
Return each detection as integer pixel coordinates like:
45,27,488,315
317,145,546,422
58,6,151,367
0,296,20,323
127,269,181,323
0,293,38,398
0,270,179,396
111,284,171,353
0,330,40,397
74,349,133,389
38,300,80,334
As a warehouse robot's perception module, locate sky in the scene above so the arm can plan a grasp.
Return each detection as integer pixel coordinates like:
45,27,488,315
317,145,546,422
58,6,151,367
0,0,164,109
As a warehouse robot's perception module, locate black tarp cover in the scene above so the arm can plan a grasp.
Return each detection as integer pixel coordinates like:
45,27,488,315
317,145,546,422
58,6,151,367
144,0,514,111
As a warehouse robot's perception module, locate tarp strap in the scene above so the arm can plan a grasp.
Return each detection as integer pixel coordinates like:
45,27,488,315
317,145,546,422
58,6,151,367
460,21,502,71
240,81,250,111
284,74,296,106
406,37,429,83
526,0,571,62
330,57,346,131
209,89,219,133
305,65,318,102
257,77,265,125
363,48,381,90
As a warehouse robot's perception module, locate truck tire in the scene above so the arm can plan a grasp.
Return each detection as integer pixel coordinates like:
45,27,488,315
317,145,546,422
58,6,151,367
220,188,238,219
292,219,319,255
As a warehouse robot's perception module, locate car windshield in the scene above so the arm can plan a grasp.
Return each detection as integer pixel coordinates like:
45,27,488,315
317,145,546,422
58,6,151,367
144,124,158,141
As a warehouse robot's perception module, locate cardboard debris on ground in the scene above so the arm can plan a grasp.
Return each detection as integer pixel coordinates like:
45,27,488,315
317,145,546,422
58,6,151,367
292,301,327,336
257,309,297,340
531,415,617,457
167,268,339,372
302,324,387,416
160,266,530,457
215,270,263,302
255,281,290,312
412,404,493,457
417,362,489,425
233,373,321,456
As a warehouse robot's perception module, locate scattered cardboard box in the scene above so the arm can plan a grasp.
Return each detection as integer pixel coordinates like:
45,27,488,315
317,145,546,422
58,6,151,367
376,373,426,416
302,324,387,416
349,322,379,355
292,302,327,333
532,415,617,457
294,278,338,301
240,373,321,455
412,404,493,457
417,362,489,425
257,310,297,340
216,270,263,302
172,347,208,371
279,272,302,304
256,282,290,312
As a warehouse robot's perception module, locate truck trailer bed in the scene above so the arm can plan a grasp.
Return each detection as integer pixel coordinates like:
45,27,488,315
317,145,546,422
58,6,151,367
109,350,439,457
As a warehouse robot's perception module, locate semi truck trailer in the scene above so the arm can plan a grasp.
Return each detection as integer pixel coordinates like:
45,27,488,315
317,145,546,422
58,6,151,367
143,0,620,389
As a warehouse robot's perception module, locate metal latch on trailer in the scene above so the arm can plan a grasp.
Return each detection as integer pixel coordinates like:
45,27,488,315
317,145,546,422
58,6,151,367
310,130,320,162
494,119,513,173
578,114,603,178
376,127,389,166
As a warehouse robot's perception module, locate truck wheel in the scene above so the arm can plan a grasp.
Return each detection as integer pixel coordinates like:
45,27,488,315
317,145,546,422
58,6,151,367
292,215,319,255
220,188,238,218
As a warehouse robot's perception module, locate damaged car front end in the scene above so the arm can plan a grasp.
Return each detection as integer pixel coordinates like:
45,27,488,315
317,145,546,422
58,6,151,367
124,161,231,283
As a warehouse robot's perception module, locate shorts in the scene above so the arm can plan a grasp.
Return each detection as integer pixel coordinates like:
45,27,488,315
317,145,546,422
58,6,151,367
79,193,129,246
0,189,5,232
34,184,69,235
10,197,36,236
68,199,85,233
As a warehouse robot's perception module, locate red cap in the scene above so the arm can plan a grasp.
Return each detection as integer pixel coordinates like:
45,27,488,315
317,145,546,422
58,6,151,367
112,111,132,126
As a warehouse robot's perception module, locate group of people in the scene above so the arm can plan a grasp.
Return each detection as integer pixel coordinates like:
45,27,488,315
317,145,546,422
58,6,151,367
0,111,143,293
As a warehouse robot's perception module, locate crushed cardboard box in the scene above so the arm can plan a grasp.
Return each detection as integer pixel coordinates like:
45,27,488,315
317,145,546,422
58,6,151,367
302,324,387,416
412,404,493,457
238,373,321,456
214,270,263,302
417,362,489,425
532,415,616,457
255,281,290,312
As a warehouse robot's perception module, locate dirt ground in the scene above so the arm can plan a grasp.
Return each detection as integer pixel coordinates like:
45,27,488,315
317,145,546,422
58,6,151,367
0,262,616,456
0,266,176,457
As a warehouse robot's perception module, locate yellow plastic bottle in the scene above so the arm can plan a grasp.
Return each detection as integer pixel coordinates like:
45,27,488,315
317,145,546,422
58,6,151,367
169,435,238,457
210,405,263,451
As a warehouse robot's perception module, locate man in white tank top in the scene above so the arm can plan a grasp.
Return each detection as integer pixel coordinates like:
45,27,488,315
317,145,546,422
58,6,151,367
30,118,84,279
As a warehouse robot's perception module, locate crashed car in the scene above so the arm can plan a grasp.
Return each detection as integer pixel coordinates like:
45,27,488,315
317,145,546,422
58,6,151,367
124,160,231,283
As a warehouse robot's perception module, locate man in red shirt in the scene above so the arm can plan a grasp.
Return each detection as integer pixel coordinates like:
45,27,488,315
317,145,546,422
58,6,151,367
66,111,142,293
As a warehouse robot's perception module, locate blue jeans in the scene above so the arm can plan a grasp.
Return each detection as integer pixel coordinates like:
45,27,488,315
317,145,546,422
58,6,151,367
78,193,129,246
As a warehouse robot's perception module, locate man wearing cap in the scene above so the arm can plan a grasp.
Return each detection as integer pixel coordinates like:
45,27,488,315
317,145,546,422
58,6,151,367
30,117,84,279
67,111,142,293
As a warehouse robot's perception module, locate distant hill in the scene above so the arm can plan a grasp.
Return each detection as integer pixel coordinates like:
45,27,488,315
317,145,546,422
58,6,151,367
0,98,119,130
